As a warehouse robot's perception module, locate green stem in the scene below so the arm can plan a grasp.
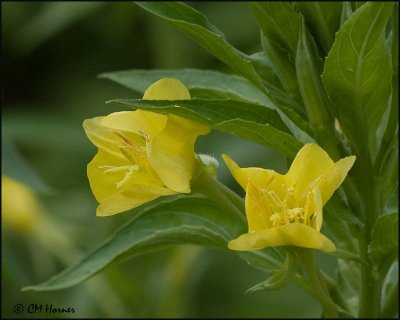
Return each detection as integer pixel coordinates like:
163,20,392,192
191,166,246,224
218,178,246,214
357,142,383,318
358,233,382,318
299,249,338,318
321,272,352,315
381,282,399,318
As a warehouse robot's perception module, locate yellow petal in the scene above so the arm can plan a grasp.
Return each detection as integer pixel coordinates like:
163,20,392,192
87,150,174,203
128,172,177,196
96,172,176,216
314,188,323,231
96,192,160,216
87,151,130,202
143,78,191,100
147,114,210,193
83,117,126,160
286,144,334,200
101,110,167,138
222,154,285,193
318,156,356,205
304,187,324,231
228,223,336,252
245,181,272,232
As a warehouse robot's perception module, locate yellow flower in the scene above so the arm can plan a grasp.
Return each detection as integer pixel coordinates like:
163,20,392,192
83,78,210,216
2,175,40,232
222,144,356,252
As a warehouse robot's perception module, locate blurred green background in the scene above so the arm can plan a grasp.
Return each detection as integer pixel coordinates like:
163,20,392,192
2,2,323,318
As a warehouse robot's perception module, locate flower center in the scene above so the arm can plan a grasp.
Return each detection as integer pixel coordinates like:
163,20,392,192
267,182,307,227
109,129,148,166
99,165,139,189
98,129,151,189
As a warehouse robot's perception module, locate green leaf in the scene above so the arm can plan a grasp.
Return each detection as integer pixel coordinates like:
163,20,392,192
379,132,398,205
296,16,341,158
135,1,308,128
247,52,282,88
188,87,254,101
247,50,308,121
101,68,311,142
100,68,271,106
279,104,313,138
135,2,262,88
340,2,353,26
294,2,342,55
296,17,331,130
250,2,301,61
322,2,393,155
23,195,282,291
260,35,301,102
351,1,367,11
377,4,398,173
381,281,398,318
338,259,360,293
324,193,364,252
1,134,50,193
369,212,398,269
109,98,288,131
215,119,302,160
251,3,303,102
108,98,303,158
325,193,364,228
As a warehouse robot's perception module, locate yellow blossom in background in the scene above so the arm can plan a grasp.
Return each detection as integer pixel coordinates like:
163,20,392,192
222,144,356,252
83,78,210,216
2,175,40,232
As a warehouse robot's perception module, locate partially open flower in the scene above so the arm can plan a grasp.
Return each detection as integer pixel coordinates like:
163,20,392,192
83,78,210,216
223,144,356,252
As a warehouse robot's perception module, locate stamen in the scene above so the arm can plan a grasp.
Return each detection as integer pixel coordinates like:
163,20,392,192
299,176,323,202
119,147,137,163
263,175,275,189
99,165,139,174
116,170,133,189
269,213,284,227
282,182,297,208
268,191,283,206
120,144,145,153
138,130,150,142
116,165,139,189
282,181,296,194
107,129,150,168
109,129,145,152
283,206,289,224
287,208,305,223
